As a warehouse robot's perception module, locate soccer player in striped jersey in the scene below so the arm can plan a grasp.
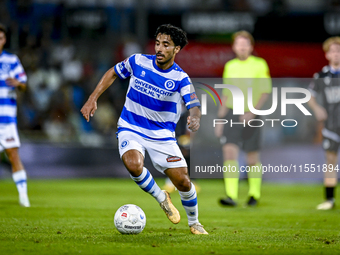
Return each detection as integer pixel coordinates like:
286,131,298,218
308,37,340,210
0,24,30,207
81,24,208,234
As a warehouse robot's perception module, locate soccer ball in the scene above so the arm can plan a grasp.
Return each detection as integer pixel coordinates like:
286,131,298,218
114,204,146,234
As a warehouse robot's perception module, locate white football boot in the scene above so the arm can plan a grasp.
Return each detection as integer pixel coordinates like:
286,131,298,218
316,200,334,210
19,194,30,207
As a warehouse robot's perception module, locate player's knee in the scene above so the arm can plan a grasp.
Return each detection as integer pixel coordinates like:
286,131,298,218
247,152,259,166
126,161,143,175
5,148,18,163
174,177,191,192
223,144,238,160
122,150,144,176
326,151,337,164
247,159,258,166
123,158,143,175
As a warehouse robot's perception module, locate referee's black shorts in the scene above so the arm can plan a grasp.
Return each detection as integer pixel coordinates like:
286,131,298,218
221,109,261,152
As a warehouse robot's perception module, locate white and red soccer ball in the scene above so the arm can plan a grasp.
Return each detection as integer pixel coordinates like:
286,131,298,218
114,204,146,234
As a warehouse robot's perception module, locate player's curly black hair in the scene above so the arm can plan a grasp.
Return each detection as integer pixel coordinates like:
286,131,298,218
155,24,188,50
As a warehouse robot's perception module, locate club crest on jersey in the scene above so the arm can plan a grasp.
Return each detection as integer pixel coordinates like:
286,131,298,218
0,63,10,74
165,80,175,90
166,156,182,162
121,140,129,149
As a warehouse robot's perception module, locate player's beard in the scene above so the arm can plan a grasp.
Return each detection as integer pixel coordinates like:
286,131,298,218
156,52,174,66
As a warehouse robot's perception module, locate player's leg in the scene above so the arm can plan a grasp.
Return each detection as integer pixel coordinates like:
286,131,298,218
219,110,242,206
118,132,167,206
316,135,339,210
122,149,165,203
147,139,207,234
165,167,208,235
220,143,240,206
5,147,30,207
246,151,262,206
243,122,262,206
2,123,30,207
317,150,337,210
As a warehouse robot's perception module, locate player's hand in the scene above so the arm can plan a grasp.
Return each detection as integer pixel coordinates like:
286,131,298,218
313,105,327,121
81,98,97,122
5,78,21,87
239,112,255,122
187,116,200,132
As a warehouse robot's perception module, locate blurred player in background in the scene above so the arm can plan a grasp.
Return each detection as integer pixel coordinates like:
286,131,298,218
0,24,30,207
308,37,340,210
215,31,271,207
81,24,208,234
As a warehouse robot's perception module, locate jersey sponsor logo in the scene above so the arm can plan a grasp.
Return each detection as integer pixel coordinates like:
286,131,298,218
166,156,182,162
120,140,129,148
134,78,173,99
164,80,175,90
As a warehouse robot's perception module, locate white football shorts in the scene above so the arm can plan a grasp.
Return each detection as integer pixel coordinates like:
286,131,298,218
117,131,187,174
0,123,21,152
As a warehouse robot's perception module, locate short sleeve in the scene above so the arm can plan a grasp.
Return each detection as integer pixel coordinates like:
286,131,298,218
222,62,229,79
259,59,271,78
308,73,320,97
180,77,200,110
258,59,272,94
114,55,134,79
12,56,27,83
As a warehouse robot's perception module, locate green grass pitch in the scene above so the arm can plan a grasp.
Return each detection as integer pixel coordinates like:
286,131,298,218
0,178,339,255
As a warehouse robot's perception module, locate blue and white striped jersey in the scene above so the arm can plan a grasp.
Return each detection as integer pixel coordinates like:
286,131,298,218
0,50,27,125
114,54,200,141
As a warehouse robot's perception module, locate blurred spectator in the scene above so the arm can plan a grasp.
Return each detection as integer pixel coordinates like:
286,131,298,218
93,96,118,136
28,63,62,112
51,37,75,66
43,84,76,142
61,54,83,83
247,0,272,15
